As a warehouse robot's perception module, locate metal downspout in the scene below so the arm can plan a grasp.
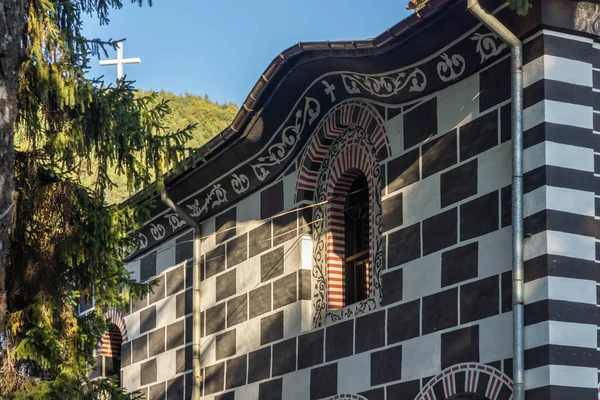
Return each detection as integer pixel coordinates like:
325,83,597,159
466,2,524,399
161,191,202,400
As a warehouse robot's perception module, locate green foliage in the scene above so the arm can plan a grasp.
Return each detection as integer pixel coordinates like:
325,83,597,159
1,0,237,398
509,0,532,16
78,90,238,204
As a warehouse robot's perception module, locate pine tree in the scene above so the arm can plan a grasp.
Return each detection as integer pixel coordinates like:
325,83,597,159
0,1,195,398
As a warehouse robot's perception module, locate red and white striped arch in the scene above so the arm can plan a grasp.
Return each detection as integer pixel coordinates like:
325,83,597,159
97,308,128,356
326,139,375,309
328,395,369,400
416,363,513,400
295,100,390,203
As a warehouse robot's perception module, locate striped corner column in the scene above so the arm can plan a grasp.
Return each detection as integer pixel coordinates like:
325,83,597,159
520,30,598,400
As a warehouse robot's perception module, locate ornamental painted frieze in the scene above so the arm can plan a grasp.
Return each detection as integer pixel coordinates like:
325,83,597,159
123,22,509,260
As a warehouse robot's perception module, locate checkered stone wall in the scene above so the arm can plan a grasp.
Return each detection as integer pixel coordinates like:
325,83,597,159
113,23,599,400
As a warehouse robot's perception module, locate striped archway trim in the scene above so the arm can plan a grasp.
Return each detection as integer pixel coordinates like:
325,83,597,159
415,363,513,400
97,307,128,356
104,308,128,342
328,395,369,400
326,139,375,309
99,324,122,357
295,100,390,203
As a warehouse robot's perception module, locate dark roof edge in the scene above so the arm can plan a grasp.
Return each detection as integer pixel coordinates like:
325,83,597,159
125,0,459,206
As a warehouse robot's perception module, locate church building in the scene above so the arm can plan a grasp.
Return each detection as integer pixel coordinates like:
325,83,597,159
86,0,600,398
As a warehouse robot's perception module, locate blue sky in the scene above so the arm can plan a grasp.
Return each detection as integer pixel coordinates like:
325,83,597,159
83,0,411,105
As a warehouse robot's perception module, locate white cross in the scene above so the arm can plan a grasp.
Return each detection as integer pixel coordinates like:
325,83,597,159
99,41,141,80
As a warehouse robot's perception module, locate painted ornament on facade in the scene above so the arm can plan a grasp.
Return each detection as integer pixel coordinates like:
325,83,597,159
186,184,228,218
165,212,186,232
251,97,321,181
125,23,510,260
230,173,250,194
575,2,600,35
470,32,507,63
416,363,513,400
437,53,466,82
341,68,427,97
304,100,388,327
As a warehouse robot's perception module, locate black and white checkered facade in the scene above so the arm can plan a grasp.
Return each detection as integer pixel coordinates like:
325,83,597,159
85,2,600,399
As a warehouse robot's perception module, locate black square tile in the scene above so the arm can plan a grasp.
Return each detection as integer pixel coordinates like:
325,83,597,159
216,269,237,302
261,181,284,219
148,277,165,305
121,341,131,368
132,335,148,364
404,97,437,149
299,269,311,300
261,246,284,282
273,211,297,246
148,382,165,400
140,305,156,334
422,288,458,335
388,299,420,344
186,315,193,344
272,338,296,376
381,267,403,306
167,320,185,350
226,354,247,389
355,310,385,353
167,375,184,400
216,329,236,360
326,320,354,361
261,311,284,345
479,57,511,111
387,148,420,193
167,266,185,296
225,354,248,389
441,325,480,369
259,378,283,400
459,111,498,161
227,294,248,327
387,380,421,400
422,208,457,255
460,191,499,241
382,193,403,233
227,233,248,268
249,284,272,319
206,303,226,335
206,245,226,279
422,130,457,178
298,329,324,369
441,242,478,287
140,252,157,281
205,362,225,395
273,273,297,309
441,159,478,208
140,358,157,386
310,363,337,400
175,345,192,373
250,223,272,259
460,275,500,324
148,327,165,357
388,222,421,267
176,231,193,264
248,347,271,383
216,207,237,244
371,344,402,385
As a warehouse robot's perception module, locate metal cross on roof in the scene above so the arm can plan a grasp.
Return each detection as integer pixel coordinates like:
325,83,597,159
99,41,141,80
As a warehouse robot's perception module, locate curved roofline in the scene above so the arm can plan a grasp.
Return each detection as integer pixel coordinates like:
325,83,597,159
125,0,460,205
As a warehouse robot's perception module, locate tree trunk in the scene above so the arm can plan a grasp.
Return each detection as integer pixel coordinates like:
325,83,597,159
0,0,24,318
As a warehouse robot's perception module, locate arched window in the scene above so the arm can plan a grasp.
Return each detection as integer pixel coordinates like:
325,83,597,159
343,173,370,305
95,323,123,384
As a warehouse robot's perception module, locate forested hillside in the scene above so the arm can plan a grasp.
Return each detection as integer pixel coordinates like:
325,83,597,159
15,90,238,205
